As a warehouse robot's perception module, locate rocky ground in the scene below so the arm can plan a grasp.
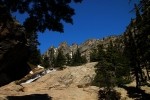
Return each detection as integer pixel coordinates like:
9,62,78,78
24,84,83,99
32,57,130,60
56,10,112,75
0,62,99,100
1,62,150,100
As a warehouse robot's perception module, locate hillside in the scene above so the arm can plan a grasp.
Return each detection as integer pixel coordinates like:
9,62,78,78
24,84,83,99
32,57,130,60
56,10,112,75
1,62,150,100
0,62,99,100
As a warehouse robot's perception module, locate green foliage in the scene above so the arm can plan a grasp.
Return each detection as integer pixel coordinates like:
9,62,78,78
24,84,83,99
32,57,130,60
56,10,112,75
0,0,82,33
54,49,66,68
81,55,87,64
66,53,72,66
93,60,116,89
90,44,105,62
95,45,124,99
90,48,98,62
0,0,82,70
41,56,50,68
71,48,87,66
27,32,41,66
123,0,150,88
28,49,41,66
92,41,131,88
48,47,56,67
99,89,121,100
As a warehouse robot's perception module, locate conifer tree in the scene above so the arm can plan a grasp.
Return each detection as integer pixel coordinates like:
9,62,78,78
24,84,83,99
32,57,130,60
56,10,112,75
124,0,150,87
27,31,41,66
137,0,150,77
54,49,66,68
0,0,82,33
91,39,130,99
41,56,50,68
93,40,130,87
66,53,72,66
90,48,98,62
90,44,105,62
0,0,83,78
48,47,56,68
71,48,87,66
124,24,141,88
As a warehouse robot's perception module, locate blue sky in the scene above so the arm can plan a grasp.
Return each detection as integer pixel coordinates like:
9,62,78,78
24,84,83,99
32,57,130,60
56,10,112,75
38,0,138,54
14,0,138,54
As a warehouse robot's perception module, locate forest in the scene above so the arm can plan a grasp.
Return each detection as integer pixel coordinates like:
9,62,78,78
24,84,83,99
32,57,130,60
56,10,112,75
0,0,150,99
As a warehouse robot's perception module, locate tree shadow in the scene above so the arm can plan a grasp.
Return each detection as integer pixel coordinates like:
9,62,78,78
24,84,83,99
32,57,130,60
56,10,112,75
7,94,52,100
120,85,150,100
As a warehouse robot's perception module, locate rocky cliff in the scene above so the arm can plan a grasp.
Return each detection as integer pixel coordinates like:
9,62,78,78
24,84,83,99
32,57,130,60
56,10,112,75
43,35,122,64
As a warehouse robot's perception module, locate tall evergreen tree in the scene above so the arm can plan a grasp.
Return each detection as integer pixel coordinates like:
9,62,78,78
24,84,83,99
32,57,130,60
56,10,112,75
106,41,130,85
48,47,56,68
71,48,87,66
124,22,142,88
137,0,150,73
93,40,130,88
90,48,98,62
124,0,150,87
27,31,41,65
66,53,72,66
41,56,50,68
90,44,105,62
54,49,66,68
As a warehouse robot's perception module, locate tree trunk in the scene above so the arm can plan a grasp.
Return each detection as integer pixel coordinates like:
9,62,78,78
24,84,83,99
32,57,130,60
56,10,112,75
145,63,150,80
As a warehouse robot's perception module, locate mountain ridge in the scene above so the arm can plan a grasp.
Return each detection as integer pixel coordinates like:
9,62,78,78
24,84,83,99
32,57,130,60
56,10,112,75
43,34,123,64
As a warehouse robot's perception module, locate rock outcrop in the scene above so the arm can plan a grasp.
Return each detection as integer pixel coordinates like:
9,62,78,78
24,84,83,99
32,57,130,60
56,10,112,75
0,20,31,86
1,62,149,100
43,35,122,63
0,62,99,100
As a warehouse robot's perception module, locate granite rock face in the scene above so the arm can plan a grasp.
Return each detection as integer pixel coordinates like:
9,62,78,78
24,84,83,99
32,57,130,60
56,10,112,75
0,62,100,100
43,36,121,63
0,20,31,87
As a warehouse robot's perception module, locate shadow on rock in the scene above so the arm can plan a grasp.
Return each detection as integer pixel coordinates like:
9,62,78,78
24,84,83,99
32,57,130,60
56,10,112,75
120,85,150,100
7,94,52,100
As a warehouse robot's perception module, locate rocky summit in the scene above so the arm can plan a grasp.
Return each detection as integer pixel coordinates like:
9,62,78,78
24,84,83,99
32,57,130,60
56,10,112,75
43,35,121,63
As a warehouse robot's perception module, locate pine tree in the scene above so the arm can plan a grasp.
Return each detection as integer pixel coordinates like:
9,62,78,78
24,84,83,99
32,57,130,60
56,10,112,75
124,24,141,88
90,48,98,62
66,53,72,66
0,0,82,33
71,48,87,66
48,47,56,68
123,1,150,87
27,31,41,66
90,44,105,62
54,49,66,69
93,40,131,87
138,0,150,78
93,60,116,89
71,48,81,66
0,0,83,67
107,41,131,85
41,56,50,68
81,55,87,64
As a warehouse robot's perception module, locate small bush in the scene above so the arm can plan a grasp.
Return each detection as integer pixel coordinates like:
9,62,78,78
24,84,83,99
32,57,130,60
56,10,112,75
99,89,121,100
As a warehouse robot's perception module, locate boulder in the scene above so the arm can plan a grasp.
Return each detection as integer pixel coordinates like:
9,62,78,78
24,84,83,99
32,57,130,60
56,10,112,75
0,20,31,87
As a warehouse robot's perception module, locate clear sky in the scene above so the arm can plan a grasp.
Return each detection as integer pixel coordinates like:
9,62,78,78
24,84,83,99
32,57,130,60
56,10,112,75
14,0,138,54
38,0,138,54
